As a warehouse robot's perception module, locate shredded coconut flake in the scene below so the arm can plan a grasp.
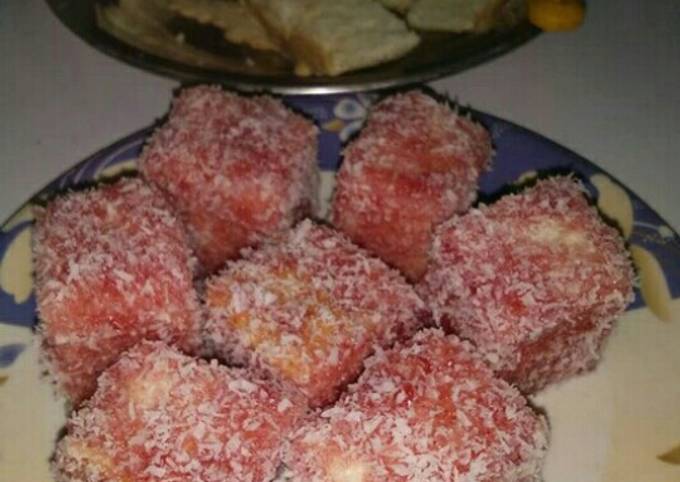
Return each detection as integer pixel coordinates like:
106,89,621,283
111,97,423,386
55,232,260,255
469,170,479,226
138,85,320,273
418,176,635,392
332,91,492,281
33,177,202,404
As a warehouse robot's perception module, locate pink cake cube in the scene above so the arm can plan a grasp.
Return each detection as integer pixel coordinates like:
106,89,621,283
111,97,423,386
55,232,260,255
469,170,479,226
331,91,491,281
418,177,635,392
139,85,319,273
34,178,202,404
53,341,303,482
204,219,429,408
285,329,549,481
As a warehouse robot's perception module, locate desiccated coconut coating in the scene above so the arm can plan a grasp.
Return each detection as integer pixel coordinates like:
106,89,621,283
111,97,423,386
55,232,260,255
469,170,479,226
34,178,202,405
53,341,303,482
204,219,429,408
285,329,549,482
418,177,635,393
139,85,319,273
331,91,491,281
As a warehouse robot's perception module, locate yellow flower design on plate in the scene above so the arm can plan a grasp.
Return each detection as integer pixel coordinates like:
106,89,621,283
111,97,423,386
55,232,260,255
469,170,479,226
510,170,537,186
591,173,634,239
95,158,138,181
0,228,33,304
591,174,673,322
630,244,673,322
322,118,345,133
1,204,36,232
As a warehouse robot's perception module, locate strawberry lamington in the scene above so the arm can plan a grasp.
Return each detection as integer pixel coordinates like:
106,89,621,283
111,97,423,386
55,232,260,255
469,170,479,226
34,178,202,404
204,220,429,408
418,177,635,392
331,91,492,281
285,329,549,481
139,86,319,273
53,341,303,482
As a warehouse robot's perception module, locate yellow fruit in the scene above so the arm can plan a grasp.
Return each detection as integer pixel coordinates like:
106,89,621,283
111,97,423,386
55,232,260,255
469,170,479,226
528,0,585,32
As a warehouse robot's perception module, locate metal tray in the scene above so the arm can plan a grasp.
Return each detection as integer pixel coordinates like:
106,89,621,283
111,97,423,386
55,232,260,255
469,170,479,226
46,0,540,94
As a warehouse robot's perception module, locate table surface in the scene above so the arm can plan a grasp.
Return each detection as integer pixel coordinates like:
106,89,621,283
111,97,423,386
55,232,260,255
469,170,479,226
1,1,678,230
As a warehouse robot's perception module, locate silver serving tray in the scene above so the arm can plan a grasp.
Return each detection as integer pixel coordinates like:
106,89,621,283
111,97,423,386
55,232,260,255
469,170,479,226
46,0,540,94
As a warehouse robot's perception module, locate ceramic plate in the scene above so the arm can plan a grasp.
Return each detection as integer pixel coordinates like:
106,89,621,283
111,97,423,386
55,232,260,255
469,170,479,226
1,94,679,481
45,0,539,94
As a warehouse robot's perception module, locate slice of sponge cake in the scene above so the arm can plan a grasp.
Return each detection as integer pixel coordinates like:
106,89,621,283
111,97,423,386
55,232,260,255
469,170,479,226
407,0,508,32
248,0,420,76
379,0,416,13
165,0,281,52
